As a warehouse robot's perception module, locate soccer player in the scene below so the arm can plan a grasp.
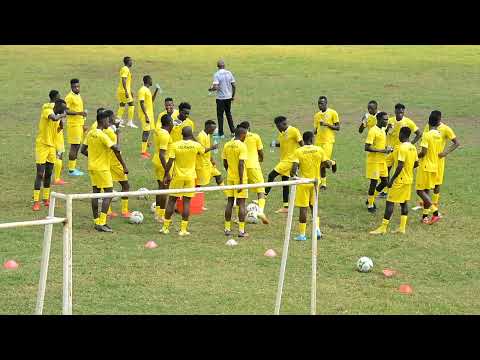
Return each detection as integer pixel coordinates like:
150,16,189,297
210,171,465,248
33,99,67,211
265,116,303,213
237,121,269,224
137,75,160,159
161,126,205,236
313,96,339,190
358,100,379,134
364,112,393,213
81,111,129,232
291,131,333,241
415,111,443,225
152,113,174,223
170,102,195,143
65,79,87,176
156,97,179,129
421,111,460,208
116,56,136,128
370,127,419,235
223,126,249,238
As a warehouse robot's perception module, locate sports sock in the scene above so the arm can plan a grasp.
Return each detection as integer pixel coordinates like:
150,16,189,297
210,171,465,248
163,219,172,231
283,202,289,208
121,199,128,213
367,195,375,207
432,193,440,205
399,215,408,232
374,190,379,197
42,187,50,201
128,106,135,121
239,222,245,233
422,208,430,218
94,218,99,225
107,205,112,215
381,218,390,229
258,198,266,212
156,207,165,218
430,204,439,216
224,221,232,231
68,160,76,172
180,220,189,232
117,106,125,119
141,142,148,153
320,177,327,186
299,222,307,236
98,212,107,226
54,158,63,181
33,189,40,202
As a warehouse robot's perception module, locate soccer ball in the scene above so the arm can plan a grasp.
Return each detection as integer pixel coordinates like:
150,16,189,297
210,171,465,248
246,210,259,224
137,188,149,200
246,203,260,214
357,256,373,272
150,202,157,213
129,211,144,224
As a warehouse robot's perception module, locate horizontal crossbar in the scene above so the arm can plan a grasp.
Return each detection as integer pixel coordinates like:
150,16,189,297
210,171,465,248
0,216,67,229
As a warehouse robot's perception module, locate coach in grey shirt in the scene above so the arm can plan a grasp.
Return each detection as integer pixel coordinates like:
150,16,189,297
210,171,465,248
208,59,236,138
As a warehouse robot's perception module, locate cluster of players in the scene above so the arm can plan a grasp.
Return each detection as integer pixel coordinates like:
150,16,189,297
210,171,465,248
32,56,460,238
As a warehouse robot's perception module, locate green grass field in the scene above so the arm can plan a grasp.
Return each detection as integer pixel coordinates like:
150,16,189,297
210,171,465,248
0,46,479,314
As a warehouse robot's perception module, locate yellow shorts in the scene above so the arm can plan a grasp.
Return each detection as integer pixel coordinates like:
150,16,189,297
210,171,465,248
139,116,154,131
386,152,394,168
224,179,248,199
387,183,412,203
154,163,166,182
170,178,196,198
317,143,334,160
117,90,134,104
35,143,56,164
196,164,222,186
366,162,388,180
435,158,445,186
89,170,113,189
295,183,318,208
274,161,293,177
247,168,265,193
55,130,65,153
67,123,84,145
110,163,128,182
416,168,436,191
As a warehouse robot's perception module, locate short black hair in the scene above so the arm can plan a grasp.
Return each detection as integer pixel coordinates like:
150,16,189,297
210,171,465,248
70,78,79,85
161,114,173,127
103,110,114,118
429,110,441,127
395,103,405,110
98,111,110,121
164,97,173,103
399,126,411,139
274,116,287,125
368,100,378,106
235,126,247,137
238,121,250,130
123,56,131,65
318,96,327,102
96,107,105,115
303,131,314,143
179,102,191,111
54,99,66,106
376,111,388,121
143,75,151,83
205,119,216,128
49,90,59,101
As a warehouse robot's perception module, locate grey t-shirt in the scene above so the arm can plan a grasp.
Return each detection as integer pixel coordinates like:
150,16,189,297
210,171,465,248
212,69,236,100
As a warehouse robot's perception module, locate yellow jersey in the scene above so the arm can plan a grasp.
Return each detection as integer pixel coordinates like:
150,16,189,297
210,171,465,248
170,118,195,143
196,130,213,169
423,123,456,152
244,131,263,169
117,65,132,93
152,127,172,169
292,145,326,180
65,91,84,126
314,108,340,144
222,139,248,182
365,125,387,164
168,140,204,180
419,129,442,173
103,127,121,166
156,109,179,129
36,104,57,147
137,85,154,121
386,116,418,148
278,126,302,162
83,121,98,145
86,129,115,171
392,142,418,185
364,112,378,129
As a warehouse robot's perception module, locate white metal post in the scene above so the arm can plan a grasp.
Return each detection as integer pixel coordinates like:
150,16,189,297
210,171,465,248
35,194,56,315
63,195,73,315
274,184,297,315
311,181,319,315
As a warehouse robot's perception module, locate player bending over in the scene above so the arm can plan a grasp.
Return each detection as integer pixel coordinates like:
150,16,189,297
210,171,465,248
116,56,136,128
358,100,379,134
138,75,160,159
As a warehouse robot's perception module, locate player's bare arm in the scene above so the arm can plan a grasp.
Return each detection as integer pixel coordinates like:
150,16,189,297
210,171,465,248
387,160,404,188
258,149,264,163
418,146,427,159
110,144,128,174
140,100,149,123
412,129,422,144
237,159,244,193
365,143,392,154
80,144,88,157
163,158,174,185
122,77,129,98
231,82,236,101
439,138,460,158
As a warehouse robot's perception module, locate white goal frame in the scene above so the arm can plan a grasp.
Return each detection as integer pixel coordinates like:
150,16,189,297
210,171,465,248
2,178,320,315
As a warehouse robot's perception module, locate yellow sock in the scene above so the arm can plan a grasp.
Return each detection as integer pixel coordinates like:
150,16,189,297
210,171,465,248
117,106,125,119
163,219,172,231
258,198,266,212
68,160,76,171
156,207,165,218
321,177,327,186
224,221,232,231
54,158,63,181
374,190,379,198
142,142,148,153
316,216,320,229
399,215,408,232
128,106,135,121
383,187,389,194
94,218,99,225
367,195,375,207
239,222,245,233
299,222,307,236
423,208,430,216
180,220,189,232
121,199,128,213
432,193,440,205
42,187,50,201
283,202,289,208
381,218,390,229
33,190,40,202
107,205,112,215
430,204,438,214
98,212,107,226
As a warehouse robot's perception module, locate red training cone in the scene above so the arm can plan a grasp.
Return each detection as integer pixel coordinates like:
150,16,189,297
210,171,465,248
144,241,158,249
3,260,19,270
398,284,413,294
264,249,277,258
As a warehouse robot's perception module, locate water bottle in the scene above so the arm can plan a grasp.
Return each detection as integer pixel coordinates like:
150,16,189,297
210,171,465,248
270,140,276,153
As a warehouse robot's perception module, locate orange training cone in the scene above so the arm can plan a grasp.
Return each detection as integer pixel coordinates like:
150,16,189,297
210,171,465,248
264,249,277,258
398,284,413,294
144,241,158,249
3,260,19,270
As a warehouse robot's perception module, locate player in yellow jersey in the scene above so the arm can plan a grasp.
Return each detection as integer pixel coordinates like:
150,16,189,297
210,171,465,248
81,111,128,233
291,131,333,241
416,111,443,225
313,96,339,190
223,126,249,238
358,100,379,134
33,99,67,211
170,102,195,143
421,112,460,209
370,127,419,235
161,126,205,236
364,112,393,213
237,121,269,224
65,79,88,177
137,75,160,159
265,116,304,213
156,97,179,130
152,114,174,223
116,56,136,128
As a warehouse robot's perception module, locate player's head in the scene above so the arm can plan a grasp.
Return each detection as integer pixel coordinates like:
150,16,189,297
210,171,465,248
399,126,411,143
178,102,191,120
53,99,67,114
217,59,225,69
103,110,115,125
274,116,288,132
204,120,217,135
376,111,389,128
49,90,60,102
123,56,132,67
161,113,173,132
318,96,328,111
238,121,250,131
429,110,441,128
143,75,152,87
235,125,247,141
97,111,110,129
302,131,314,145
394,103,405,120
70,78,80,94
367,100,378,115
164,97,174,113
96,107,105,117
182,125,194,140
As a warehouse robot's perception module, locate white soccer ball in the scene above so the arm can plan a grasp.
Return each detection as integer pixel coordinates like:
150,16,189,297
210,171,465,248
137,188,149,200
357,256,374,273
129,211,144,224
150,202,157,213
246,203,260,214
246,210,259,224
